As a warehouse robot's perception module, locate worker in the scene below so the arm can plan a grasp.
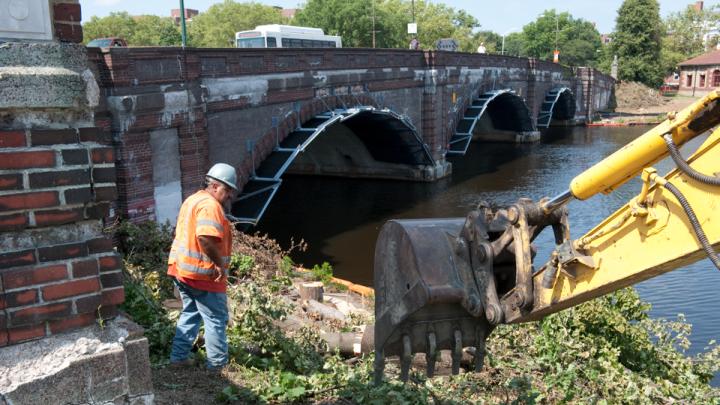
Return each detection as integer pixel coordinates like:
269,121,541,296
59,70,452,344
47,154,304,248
409,37,419,50
167,163,238,371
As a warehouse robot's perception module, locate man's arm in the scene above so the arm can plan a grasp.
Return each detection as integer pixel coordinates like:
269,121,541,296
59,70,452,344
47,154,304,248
198,235,225,282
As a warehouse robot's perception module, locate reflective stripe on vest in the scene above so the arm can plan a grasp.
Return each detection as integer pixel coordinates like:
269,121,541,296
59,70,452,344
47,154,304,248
169,193,230,280
197,219,224,233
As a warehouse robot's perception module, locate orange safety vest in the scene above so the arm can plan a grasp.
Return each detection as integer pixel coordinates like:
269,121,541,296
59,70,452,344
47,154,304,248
168,190,232,282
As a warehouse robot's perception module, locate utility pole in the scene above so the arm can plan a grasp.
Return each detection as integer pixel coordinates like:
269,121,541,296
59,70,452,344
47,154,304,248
179,0,187,48
371,0,376,48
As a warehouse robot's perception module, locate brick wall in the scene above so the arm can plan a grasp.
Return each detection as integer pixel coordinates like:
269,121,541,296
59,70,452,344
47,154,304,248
0,1,123,346
0,128,123,346
52,0,83,43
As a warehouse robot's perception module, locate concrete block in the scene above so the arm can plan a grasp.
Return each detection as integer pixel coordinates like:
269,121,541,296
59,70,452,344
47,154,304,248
124,338,153,396
2,360,90,404
0,67,86,109
86,347,127,385
0,316,152,405
90,377,128,403
0,42,88,70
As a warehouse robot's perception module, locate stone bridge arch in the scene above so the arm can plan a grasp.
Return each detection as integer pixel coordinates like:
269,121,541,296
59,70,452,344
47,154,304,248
537,87,576,128
230,95,435,226
448,89,537,155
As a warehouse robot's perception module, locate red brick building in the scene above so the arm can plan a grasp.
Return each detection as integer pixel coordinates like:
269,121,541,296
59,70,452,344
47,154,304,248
678,49,720,96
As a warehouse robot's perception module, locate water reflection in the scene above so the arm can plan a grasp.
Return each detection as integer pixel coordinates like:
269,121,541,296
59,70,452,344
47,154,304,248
255,126,719,383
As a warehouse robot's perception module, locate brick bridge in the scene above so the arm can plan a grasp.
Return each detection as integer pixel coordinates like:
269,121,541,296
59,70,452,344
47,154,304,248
90,47,614,225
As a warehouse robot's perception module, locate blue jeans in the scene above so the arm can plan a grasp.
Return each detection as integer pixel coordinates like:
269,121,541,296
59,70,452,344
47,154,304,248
170,278,229,368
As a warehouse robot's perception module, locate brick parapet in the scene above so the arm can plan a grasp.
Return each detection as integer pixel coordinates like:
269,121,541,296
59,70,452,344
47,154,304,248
0,2,126,346
51,1,83,43
0,126,121,346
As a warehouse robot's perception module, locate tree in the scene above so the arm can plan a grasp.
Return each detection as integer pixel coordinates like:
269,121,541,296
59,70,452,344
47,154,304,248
82,12,137,44
521,10,602,66
188,1,285,47
82,12,180,46
131,15,181,46
611,0,664,86
296,0,480,50
501,32,525,57
474,30,502,54
661,4,720,75
295,0,403,48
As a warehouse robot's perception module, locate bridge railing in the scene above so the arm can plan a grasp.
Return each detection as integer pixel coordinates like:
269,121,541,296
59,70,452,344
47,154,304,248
90,47,596,89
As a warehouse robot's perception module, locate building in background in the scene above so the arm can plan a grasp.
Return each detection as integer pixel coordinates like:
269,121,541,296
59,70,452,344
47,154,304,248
171,8,199,25
281,8,298,20
678,49,720,95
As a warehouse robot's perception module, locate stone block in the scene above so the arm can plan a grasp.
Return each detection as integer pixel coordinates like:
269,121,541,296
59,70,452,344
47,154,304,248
0,67,86,109
124,338,153,396
89,376,128,403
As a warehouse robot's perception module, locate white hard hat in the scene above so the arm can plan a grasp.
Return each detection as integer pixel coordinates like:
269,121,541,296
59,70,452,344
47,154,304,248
206,163,238,191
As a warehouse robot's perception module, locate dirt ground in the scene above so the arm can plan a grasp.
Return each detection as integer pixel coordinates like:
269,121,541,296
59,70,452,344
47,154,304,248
599,81,701,124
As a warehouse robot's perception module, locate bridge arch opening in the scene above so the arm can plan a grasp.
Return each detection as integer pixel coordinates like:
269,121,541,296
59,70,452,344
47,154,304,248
230,103,435,226
537,87,576,128
448,89,537,155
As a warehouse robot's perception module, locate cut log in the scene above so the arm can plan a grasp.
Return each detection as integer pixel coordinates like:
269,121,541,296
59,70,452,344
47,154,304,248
320,331,364,356
305,299,346,322
299,281,324,302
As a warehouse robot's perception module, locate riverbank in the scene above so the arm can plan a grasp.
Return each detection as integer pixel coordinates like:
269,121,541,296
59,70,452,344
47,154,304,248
113,221,720,404
594,94,701,126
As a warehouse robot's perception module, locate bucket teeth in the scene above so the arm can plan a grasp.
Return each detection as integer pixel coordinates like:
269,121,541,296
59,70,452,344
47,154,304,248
451,330,462,375
426,332,437,377
400,335,412,382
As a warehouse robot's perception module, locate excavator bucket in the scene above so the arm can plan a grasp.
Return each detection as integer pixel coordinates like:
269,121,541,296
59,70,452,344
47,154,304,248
373,200,568,382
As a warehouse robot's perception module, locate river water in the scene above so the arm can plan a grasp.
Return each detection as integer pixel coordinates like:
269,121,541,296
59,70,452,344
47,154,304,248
255,126,720,382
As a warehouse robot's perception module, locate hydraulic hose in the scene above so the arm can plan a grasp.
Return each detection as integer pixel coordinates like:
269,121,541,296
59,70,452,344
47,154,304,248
662,181,720,271
663,133,720,186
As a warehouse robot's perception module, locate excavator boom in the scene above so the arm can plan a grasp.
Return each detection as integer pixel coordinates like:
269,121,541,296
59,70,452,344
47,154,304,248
373,90,720,382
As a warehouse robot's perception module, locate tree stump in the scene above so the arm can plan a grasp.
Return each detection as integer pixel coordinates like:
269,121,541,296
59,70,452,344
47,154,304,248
299,281,324,302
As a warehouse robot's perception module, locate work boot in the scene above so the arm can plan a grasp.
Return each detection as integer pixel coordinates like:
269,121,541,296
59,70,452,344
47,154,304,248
168,358,196,370
206,364,229,376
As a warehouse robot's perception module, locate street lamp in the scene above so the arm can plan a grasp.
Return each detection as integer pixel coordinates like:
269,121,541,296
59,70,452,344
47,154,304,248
501,28,518,55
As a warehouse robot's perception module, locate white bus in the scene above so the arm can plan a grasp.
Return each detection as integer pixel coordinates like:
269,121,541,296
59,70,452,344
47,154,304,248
235,25,342,49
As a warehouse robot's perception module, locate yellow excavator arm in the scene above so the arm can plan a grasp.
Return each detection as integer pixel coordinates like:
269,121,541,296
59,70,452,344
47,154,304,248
372,91,720,383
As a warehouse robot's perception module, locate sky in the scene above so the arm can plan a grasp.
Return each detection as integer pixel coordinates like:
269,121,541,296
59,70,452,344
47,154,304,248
83,0,716,35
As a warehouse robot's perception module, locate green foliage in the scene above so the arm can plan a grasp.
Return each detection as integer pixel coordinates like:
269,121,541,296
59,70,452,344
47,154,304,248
82,12,180,46
131,15,181,46
521,10,602,66
112,221,719,402
227,280,325,374
311,261,334,284
187,0,285,47
501,32,525,57
122,263,177,364
114,220,176,363
295,0,396,48
228,253,254,279
475,30,502,54
114,220,175,300
295,0,480,51
82,12,136,44
661,4,720,75
611,0,664,86
530,288,720,402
